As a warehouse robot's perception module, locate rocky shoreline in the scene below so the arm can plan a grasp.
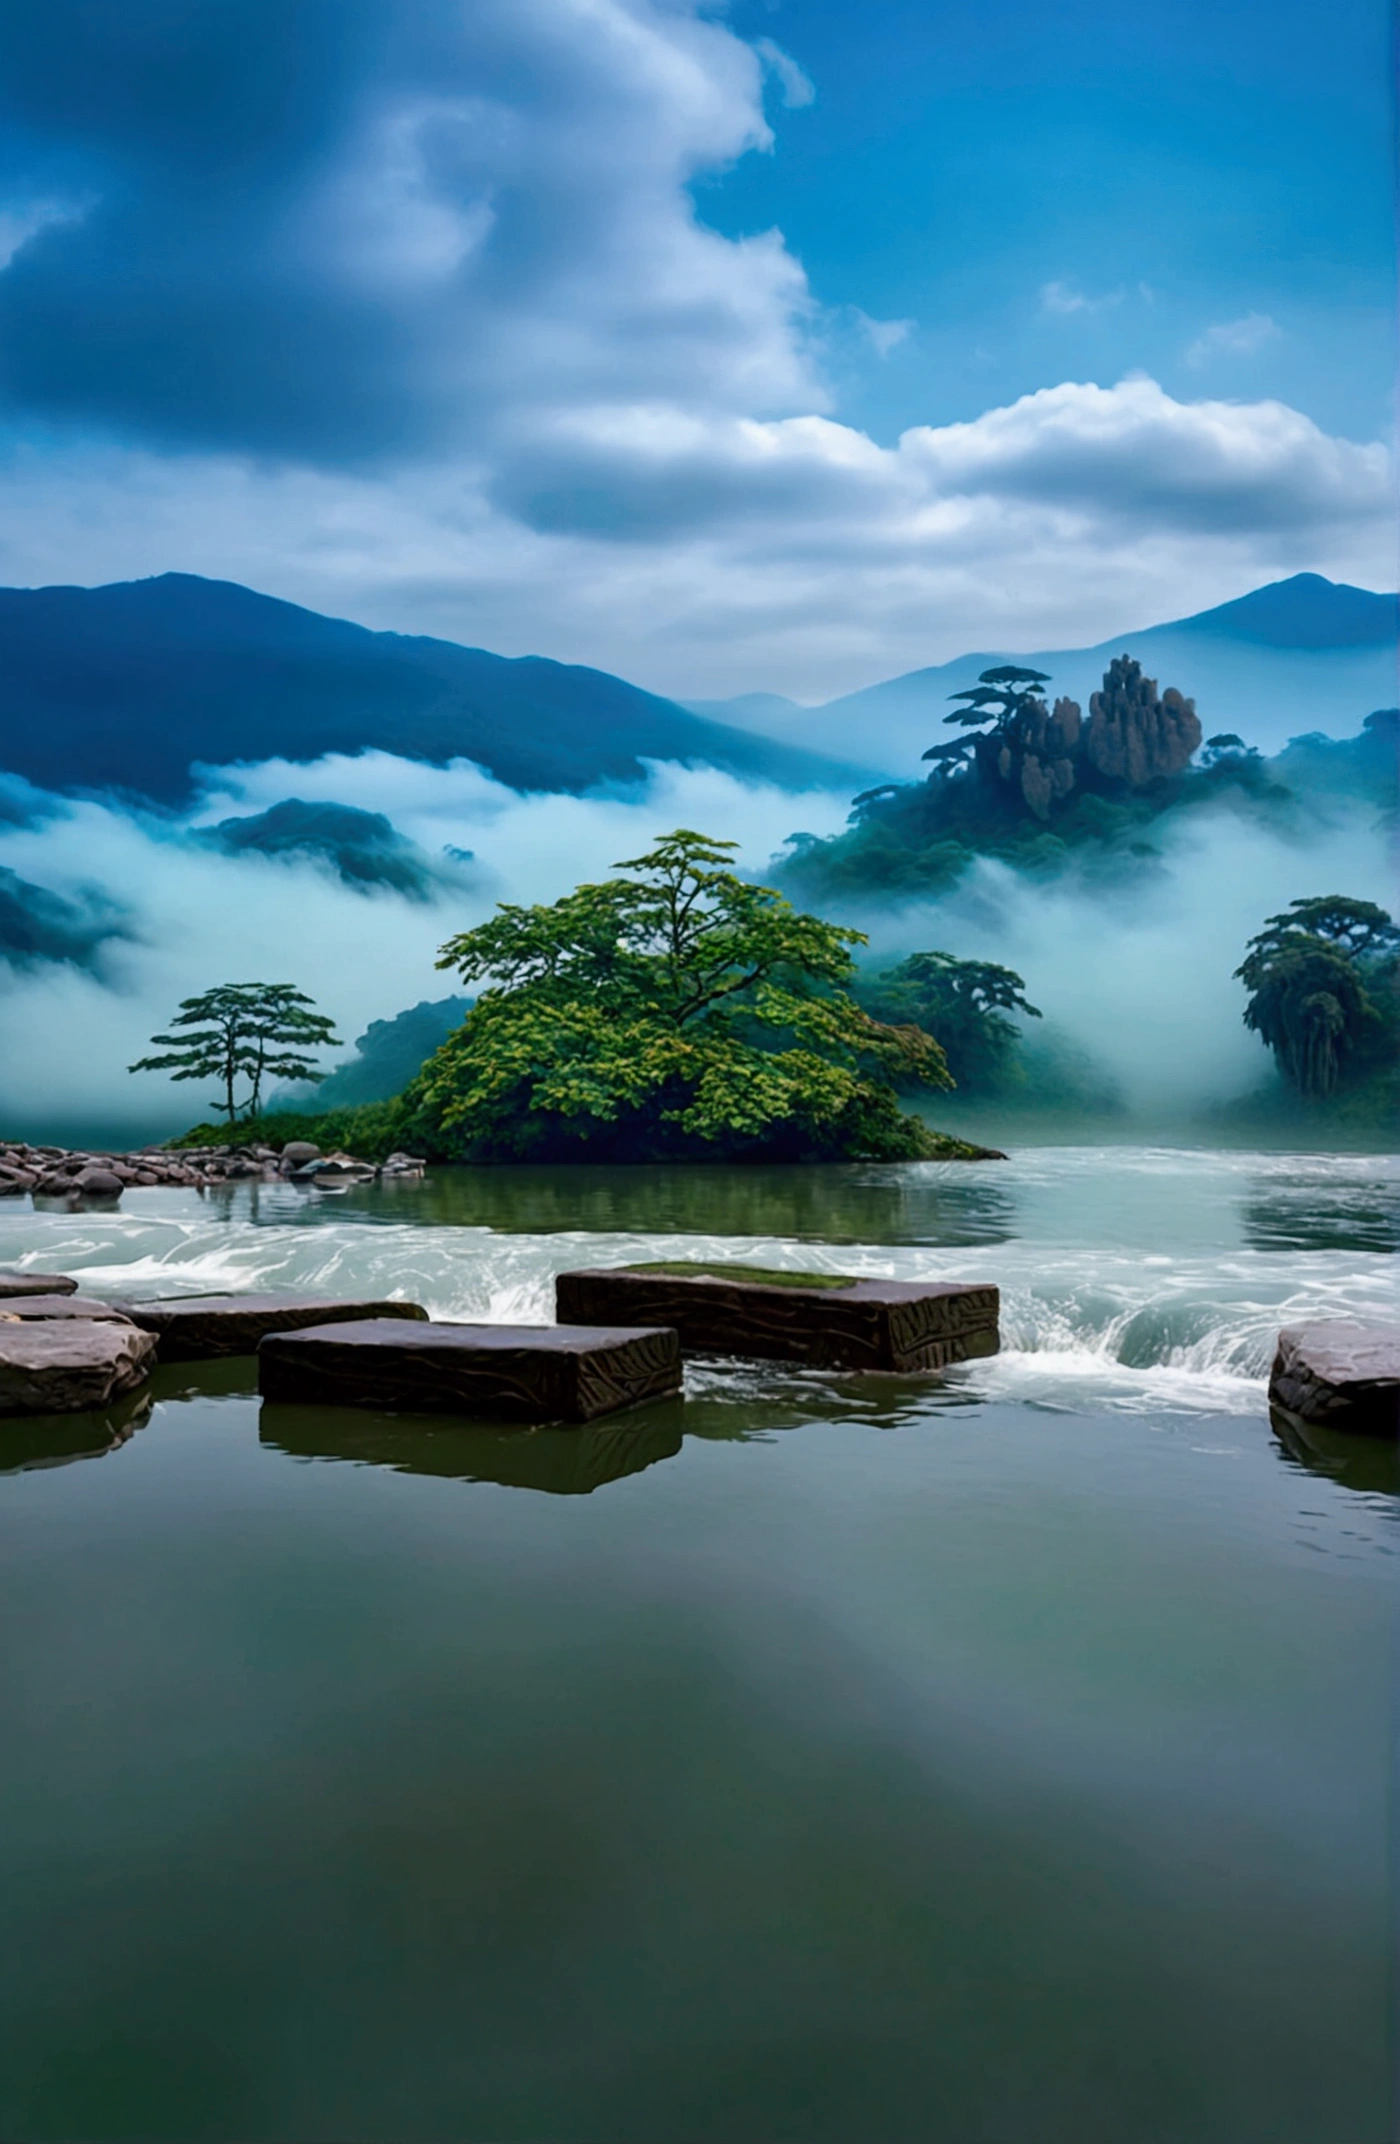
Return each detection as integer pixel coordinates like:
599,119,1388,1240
0,1139,425,1202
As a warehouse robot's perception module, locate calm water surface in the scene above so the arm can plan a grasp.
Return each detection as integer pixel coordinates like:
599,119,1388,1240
0,1148,1396,2143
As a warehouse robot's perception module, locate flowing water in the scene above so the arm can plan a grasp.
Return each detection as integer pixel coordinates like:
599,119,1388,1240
0,1147,1396,2142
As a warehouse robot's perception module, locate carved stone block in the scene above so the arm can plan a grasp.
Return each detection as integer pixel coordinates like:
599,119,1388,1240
555,1263,999,1371
258,1319,683,1422
115,1291,429,1360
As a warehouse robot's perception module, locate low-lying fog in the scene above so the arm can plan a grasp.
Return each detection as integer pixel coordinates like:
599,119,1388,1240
0,748,1392,1146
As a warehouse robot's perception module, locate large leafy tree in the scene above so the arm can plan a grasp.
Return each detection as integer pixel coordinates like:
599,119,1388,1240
413,831,956,1162
130,983,340,1123
860,952,1042,1093
1235,897,1399,1098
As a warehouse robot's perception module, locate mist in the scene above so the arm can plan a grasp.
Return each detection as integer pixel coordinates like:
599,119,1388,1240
0,757,852,1144
847,805,1397,1121
0,749,1391,1144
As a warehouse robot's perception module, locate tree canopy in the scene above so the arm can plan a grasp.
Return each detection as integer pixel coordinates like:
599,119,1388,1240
1236,896,1399,1099
410,830,966,1162
859,952,1041,1093
130,982,340,1123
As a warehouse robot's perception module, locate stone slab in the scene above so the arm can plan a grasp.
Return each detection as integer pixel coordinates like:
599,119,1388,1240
0,1270,79,1297
1269,1322,1400,1439
114,1291,429,1360
0,1320,157,1417
0,1295,134,1323
555,1263,999,1372
258,1318,682,1423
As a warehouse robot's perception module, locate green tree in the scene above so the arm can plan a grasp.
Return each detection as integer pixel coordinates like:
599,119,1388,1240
925,665,1053,773
1235,897,1399,1098
244,985,343,1117
411,831,957,1162
130,983,340,1124
860,952,1042,1093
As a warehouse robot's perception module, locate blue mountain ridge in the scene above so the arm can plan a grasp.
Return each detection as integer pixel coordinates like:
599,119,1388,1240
686,576,1399,771
0,573,878,804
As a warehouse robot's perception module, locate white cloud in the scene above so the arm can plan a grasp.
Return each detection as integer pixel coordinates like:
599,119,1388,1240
1040,281,1125,316
0,3,1389,705
754,37,816,110
850,308,913,358
0,0,822,459
0,372,1389,700
1185,313,1283,368
0,195,90,271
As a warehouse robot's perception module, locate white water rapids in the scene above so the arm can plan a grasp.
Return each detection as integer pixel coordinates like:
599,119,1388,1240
1,1146,1394,1419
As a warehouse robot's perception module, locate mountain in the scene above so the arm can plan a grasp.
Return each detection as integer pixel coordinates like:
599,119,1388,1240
689,576,1398,775
1170,574,1396,648
0,573,876,803
198,798,452,899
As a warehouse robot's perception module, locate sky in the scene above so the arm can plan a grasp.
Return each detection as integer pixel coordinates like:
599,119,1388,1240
0,0,1393,701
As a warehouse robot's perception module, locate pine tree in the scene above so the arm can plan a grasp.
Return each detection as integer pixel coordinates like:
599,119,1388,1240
130,984,341,1124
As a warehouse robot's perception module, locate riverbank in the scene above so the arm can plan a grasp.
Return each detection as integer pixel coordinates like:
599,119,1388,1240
0,1137,424,1200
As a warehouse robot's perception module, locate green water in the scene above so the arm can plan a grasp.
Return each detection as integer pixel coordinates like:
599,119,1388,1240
0,1149,1396,2142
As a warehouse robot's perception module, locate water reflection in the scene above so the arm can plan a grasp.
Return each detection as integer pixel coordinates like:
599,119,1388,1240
260,1401,684,1494
206,1160,1018,1247
1270,1406,1400,1498
0,1386,153,1474
259,1347,987,1490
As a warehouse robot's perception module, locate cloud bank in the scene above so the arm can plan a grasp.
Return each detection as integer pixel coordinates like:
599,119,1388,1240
0,0,1390,701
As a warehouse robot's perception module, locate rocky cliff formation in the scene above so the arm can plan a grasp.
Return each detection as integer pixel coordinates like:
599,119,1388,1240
1083,655,1202,786
990,695,1084,821
968,658,1201,821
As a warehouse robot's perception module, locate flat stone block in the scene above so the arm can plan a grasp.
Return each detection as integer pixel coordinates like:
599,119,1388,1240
0,1294,134,1323
555,1262,999,1372
258,1319,682,1423
1269,1322,1400,1439
114,1291,429,1360
0,1270,79,1297
0,1320,157,1417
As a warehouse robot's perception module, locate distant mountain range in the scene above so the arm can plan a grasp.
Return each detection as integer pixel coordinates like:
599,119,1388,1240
0,570,1392,807
686,575,1398,773
0,573,875,804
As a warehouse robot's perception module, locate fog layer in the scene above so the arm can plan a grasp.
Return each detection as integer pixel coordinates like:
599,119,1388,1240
0,751,1389,1143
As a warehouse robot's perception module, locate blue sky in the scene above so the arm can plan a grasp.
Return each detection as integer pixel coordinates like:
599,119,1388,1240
0,0,1391,698
714,0,1394,443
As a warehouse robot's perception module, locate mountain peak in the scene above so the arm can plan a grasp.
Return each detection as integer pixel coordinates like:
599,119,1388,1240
1172,574,1398,650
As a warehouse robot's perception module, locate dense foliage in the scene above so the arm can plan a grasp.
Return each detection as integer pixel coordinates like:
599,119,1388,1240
858,953,1041,1094
1236,897,1400,1099
406,831,975,1162
131,982,340,1122
779,657,1296,905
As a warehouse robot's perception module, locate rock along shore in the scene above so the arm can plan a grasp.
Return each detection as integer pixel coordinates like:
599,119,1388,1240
0,1139,425,1202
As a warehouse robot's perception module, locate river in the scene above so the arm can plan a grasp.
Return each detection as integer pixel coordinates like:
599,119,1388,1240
1,1146,1396,2143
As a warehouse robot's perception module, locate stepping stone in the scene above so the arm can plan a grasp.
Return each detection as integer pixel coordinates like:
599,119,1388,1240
555,1262,999,1372
258,1319,682,1423
1269,1322,1400,1439
261,1408,682,1495
114,1291,429,1361
0,1270,79,1297
0,1320,157,1417
0,1294,134,1323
